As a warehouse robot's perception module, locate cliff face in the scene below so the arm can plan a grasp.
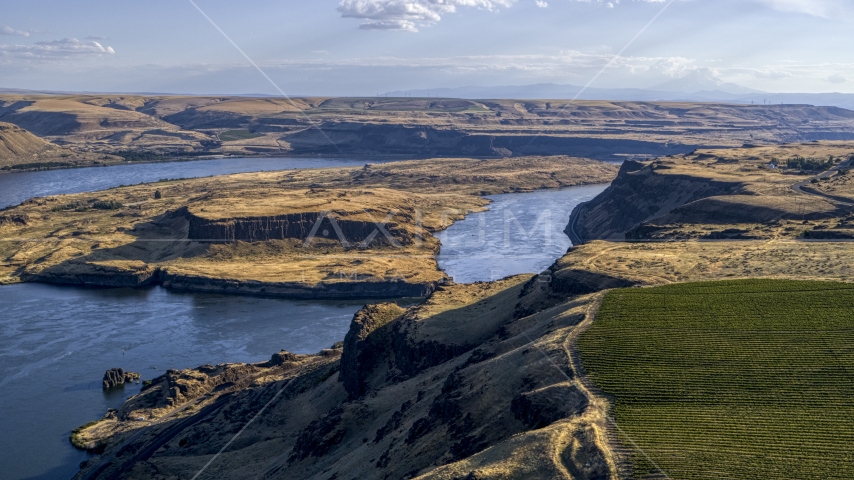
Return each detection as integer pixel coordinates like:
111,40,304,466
567,160,745,242
24,263,441,299
184,208,412,246
340,303,407,398
21,261,161,288
161,270,440,299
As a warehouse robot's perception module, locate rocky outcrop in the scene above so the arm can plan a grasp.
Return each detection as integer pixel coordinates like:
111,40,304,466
160,269,440,299
511,384,588,429
102,368,140,389
551,269,639,296
389,319,474,379
160,363,260,406
21,261,161,288
266,349,300,367
339,279,532,401
340,303,406,397
180,207,413,246
567,160,745,242
0,214,28,227
24,262,440,299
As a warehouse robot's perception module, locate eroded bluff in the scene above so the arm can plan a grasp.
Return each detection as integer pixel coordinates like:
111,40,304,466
567,159,744,242
74,271,619,480
181,207,413,246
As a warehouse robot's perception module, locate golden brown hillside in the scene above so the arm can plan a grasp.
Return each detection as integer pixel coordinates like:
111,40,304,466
71,218,854,480
0,121,113,170
64,142,854,480
568,142,854,242
0,121,94,168
0,122,52,160
5,94,854,163
0,156,618,295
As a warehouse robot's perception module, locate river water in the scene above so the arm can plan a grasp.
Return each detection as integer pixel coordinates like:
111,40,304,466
436,185,607,284
0,158,607,479
0,156,394,210
0,284,382,480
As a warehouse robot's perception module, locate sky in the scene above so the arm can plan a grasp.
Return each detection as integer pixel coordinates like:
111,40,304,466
1,0,853,95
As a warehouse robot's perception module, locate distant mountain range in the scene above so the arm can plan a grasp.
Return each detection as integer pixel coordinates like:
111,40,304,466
649,69,763,95
386,70,854,110
5,71,854,110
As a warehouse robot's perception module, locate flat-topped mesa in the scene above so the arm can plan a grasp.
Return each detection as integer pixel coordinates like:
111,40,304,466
184,210,414,246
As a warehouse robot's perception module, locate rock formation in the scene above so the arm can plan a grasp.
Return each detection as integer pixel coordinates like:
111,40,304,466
567,160,746,242
0,214,28,227
102,368,140,389
182,208,413,246
511,383,589,429
340,303,406,397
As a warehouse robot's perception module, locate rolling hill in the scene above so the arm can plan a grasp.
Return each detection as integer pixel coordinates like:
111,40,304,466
4,94,854,162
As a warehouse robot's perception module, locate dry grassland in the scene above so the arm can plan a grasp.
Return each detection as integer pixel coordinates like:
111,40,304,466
0,156,617,295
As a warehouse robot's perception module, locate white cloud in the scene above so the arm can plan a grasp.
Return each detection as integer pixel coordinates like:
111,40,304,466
0,38,115,61
753,0,849,17
754,69,795,79
338,0,517,31
827,74,847,84
0,26,30,37
336,0,852,31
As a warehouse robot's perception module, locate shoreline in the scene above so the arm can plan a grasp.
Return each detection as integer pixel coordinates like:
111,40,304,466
19,266,445,300
0,151,563,175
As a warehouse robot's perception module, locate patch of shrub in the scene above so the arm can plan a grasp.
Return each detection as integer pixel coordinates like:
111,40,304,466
70,421,100,450
2,161,75,171
92,200,123,210
787,155,834,172
114,150,172,162
52,201,85,212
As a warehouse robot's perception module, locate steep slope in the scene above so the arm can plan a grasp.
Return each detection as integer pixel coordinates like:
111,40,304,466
567,142,854,242
0,122,53,159
566,159,746,242
0,96,213,154
0,121,87,168
72,276,619,480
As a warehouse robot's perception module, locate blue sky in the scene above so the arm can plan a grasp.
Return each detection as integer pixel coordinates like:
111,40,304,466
1,0,853,95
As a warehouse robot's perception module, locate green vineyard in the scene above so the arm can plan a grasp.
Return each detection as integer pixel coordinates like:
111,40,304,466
577,279,854,479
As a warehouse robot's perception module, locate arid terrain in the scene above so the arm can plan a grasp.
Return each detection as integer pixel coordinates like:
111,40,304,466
6,90,854,479
0,120,104,169
4,95,854,169
64,140,854,480
0,156,617,298
569,142,854,242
